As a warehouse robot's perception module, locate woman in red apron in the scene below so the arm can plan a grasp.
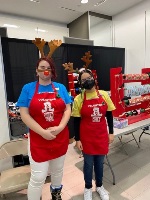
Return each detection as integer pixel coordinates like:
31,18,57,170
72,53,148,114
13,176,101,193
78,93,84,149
17,57,72,200
72,69,115,200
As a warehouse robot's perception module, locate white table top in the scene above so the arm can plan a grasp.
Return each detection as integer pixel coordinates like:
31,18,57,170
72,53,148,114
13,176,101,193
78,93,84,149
114,118,150,137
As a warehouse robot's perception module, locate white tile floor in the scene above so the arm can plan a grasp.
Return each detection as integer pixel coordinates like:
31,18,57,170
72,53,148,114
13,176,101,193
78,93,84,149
2,129,150,200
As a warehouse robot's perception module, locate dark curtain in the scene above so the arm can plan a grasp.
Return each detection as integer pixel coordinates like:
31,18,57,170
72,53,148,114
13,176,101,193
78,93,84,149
1,37,39,102
1,38,125,101
91,46,125,91
66,44,93,69
52,44,69,89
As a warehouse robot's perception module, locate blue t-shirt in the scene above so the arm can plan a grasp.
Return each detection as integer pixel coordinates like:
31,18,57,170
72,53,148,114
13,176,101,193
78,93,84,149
17,81,72,107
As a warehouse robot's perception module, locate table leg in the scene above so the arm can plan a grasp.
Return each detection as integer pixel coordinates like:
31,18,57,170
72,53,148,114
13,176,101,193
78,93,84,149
105,155,116,185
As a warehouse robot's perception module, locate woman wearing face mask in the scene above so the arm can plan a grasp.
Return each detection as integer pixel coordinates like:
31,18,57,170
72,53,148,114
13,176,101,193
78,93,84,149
72,69,115,200
17,57,72,200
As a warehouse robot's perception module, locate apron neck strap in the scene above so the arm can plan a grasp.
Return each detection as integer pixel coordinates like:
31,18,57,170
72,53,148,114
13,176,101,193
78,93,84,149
35,82,57,95
51,82,57,93
84,89,101,101
96,89,101,97
35,82,39,94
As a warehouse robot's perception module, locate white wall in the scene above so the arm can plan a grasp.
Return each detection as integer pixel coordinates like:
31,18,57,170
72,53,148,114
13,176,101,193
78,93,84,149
90,19,113,47
90,0,150,74
113,0,149,74
0,40,10,144
145,10,150,67
0,14,69,41
0,38,12,171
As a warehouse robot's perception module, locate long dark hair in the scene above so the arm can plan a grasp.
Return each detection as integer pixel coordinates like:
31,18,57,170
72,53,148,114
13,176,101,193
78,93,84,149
36,57,57,80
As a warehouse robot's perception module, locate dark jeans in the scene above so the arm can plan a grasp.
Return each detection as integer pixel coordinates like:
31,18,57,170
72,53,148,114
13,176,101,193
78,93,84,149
83,153,105,189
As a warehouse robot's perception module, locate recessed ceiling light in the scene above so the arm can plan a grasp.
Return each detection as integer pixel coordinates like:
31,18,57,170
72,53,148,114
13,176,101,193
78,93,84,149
94,0,107,6
30,0,40,3
3,24,19,28
81,0,88,4
35,28,48,33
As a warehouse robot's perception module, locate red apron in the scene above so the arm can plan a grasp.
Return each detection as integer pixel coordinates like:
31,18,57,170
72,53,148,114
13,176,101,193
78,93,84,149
80,91,109,155
29,82,69,162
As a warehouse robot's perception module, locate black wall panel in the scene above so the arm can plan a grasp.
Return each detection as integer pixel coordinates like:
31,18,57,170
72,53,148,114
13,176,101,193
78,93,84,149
1,37,125,102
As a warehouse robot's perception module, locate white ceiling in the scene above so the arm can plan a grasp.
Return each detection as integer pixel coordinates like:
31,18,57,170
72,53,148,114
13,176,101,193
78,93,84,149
0,0,145,26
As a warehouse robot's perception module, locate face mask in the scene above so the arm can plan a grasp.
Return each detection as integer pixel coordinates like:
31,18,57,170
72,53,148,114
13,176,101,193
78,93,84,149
81,79,95,90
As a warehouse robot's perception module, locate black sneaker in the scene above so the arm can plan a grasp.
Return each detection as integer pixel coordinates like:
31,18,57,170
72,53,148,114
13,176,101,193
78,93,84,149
50,185,62,200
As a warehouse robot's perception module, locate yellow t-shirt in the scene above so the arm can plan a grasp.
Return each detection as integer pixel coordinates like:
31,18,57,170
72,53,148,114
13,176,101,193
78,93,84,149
71,90,116,117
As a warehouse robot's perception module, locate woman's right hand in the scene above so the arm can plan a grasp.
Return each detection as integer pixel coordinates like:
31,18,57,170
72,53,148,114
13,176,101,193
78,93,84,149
41,129,56,140
76,141,83,151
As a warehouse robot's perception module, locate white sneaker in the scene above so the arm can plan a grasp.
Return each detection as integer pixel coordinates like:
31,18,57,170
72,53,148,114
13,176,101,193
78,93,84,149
96,185,109,200
84,188,92,200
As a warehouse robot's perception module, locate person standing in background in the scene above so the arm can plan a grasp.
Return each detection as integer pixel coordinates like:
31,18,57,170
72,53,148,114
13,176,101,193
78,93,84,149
72,69,115,200
17,39,72,200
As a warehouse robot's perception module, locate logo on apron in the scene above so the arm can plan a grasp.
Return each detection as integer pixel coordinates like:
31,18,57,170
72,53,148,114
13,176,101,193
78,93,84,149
42,101,54,122
91,107,102,122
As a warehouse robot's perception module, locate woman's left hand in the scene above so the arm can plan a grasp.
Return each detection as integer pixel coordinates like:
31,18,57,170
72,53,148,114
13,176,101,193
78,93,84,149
47,125,64,136
109,134,114,144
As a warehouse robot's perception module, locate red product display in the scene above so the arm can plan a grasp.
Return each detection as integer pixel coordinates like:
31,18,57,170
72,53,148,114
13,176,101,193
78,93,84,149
91,70,99,90
68,81,75,89
110,67,150,124
68,73,74,82
67,73,76,98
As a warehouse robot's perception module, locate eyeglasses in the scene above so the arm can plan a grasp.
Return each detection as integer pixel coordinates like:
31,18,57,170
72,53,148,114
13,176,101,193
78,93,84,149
81,76,93,83
37,66,52,72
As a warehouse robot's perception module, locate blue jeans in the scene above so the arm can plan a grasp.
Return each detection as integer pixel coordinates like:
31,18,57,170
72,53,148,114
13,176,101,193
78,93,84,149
83,153,105,189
